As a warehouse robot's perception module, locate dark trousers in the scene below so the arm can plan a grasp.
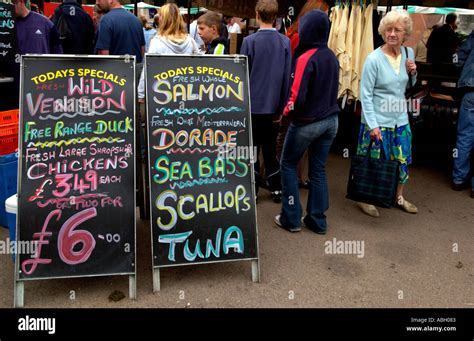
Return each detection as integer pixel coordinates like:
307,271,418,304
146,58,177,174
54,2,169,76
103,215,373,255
251,114,281,192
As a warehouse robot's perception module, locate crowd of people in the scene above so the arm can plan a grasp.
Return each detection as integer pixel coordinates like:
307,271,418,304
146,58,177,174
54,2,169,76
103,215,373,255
6,0,474,233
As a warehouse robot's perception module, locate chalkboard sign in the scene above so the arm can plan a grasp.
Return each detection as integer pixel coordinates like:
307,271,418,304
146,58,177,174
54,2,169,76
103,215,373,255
17,56,136,280
145,55,259,269
0,2,16,61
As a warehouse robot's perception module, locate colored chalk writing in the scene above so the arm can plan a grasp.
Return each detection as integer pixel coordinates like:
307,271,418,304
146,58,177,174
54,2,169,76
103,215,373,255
0,2,16,61
146,55,258,267
17,56,136,280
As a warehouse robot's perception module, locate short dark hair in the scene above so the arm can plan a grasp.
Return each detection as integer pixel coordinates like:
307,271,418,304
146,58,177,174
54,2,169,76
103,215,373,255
197,11,222,34
445,13,457,24
255,0,278,24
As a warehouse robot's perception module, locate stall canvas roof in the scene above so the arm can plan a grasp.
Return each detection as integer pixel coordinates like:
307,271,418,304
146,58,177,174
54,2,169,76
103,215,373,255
122,2,160,10
377,5,474,15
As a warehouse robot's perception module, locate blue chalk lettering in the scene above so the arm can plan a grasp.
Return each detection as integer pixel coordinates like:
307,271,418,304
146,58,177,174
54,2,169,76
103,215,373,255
223,226,244,254
159,231,193,261
205,228,222,258
184,239,205,261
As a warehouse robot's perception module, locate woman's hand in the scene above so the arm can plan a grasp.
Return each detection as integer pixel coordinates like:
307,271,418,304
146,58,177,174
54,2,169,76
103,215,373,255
138,98,145,104
406,59,417,76
370,128,382,141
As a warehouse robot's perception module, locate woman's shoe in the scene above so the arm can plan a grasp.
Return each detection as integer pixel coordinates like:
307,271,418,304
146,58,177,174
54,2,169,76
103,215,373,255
397,196,418,214
357,202,380,217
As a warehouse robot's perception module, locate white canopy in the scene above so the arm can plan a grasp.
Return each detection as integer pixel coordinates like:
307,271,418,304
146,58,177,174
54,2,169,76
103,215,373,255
377,5,474,15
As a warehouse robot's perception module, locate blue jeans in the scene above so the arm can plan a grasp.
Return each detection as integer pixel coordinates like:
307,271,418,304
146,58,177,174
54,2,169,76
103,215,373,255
279,115,338,231
453,91,474,188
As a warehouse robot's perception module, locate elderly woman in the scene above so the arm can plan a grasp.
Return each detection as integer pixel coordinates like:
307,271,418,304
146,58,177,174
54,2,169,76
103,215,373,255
356,10,418,217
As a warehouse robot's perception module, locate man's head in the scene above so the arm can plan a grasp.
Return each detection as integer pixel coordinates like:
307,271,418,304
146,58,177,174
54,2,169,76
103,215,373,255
197,11,221,44
93,4,105,27
13,0,29,18
255,0,278,25
223,15,232,25
95,0,120,13
446,13,458,30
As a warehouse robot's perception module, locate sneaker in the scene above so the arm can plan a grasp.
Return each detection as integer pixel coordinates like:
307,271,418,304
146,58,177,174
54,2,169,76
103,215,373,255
271,190,282,203
396,196,418,214
357,202,380,217
452,181,468,191
274,215,301,232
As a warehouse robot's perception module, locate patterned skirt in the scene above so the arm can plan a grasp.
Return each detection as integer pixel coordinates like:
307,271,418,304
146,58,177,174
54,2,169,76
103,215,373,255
356,123,412,184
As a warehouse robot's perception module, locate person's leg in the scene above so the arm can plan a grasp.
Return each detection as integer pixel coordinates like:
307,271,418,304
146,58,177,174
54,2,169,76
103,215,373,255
304,115,338,233
355,123,381,217
390,125,417,213
251,114,264,195
276,116,290,162
261,115,282,200
453,92,474,188
297,151,310,188
279,122,312,229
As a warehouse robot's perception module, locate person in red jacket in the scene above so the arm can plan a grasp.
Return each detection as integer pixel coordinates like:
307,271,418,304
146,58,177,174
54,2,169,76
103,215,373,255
275,9,339,234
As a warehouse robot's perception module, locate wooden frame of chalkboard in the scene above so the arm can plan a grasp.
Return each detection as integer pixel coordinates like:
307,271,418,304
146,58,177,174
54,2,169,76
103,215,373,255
14,55,137,307
144,54,260,291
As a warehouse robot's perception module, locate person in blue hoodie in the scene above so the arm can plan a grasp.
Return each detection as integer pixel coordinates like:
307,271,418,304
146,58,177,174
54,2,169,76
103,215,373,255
240,0,292,203
274,9,339,233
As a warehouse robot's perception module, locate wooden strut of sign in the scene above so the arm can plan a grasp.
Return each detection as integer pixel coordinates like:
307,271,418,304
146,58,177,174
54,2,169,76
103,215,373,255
144,54,260,291
14,55,137,307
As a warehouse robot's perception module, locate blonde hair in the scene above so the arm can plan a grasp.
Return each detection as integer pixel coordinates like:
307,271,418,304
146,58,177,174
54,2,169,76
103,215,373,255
158,3,187,42
378,10,413,42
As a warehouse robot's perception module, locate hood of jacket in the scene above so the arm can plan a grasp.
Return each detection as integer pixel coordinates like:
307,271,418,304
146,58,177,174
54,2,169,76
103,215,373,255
295,9,329,58
158,35,194,54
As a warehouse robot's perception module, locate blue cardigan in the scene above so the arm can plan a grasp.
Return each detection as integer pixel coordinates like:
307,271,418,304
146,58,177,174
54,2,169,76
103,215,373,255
360,46,416,130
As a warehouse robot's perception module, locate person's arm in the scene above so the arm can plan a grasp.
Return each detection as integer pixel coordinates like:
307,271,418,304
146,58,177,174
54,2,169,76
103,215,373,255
455,33,473,68
95,17,111,55
49,25,63,54
240,38,248,55
139,25,146,57
86,14,96,54
359,55,379,132
283,49,315,116
51,7,60,25
405,47,417,84
137,68,145,101
278,40,292,115
240,38,252,70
